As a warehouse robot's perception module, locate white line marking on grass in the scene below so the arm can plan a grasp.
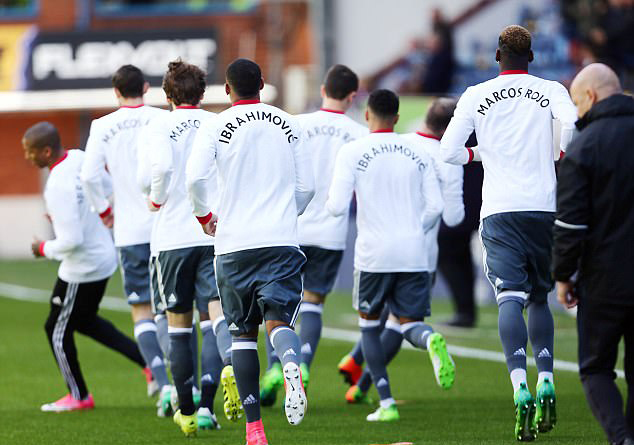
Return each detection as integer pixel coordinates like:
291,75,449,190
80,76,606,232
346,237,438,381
0,282,623,378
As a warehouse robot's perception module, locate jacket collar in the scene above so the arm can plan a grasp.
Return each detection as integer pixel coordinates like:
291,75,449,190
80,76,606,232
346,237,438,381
576,94,634,130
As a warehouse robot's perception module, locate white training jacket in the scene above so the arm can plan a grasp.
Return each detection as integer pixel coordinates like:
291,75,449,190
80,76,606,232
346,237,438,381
440,70,578,220
146,106,216,252
42,149,117,283
295,109,368,250
326,131,443,273
402,132,465,271
81,104,167,247
187,100,315,256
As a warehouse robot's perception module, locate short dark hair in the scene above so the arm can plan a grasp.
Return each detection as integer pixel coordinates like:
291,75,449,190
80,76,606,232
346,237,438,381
425,97,458,135
112,65,145,98
498,25,532,58
23,121,61,151
324,64,359,100
226,58,262,98
162,60,207,106
368,89,399,119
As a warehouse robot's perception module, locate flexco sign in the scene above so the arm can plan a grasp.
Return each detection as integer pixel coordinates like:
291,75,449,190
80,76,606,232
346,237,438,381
24,29,218,90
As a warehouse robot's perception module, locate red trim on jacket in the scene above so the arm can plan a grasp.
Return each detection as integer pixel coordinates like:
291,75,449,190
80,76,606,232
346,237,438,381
176,105,199,109
49,151,68,171
499,70,528,75
197,212,213,225
320,108,345,114
120,104,144,109
151,201,162,209
416,131,440,141
466,147,475,163
39,241,46,257
99,207,112,218
233,99,261,106
372,129,394,133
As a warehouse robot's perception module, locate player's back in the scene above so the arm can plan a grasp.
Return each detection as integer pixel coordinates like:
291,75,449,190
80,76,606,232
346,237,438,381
147,107,215,251
343,132,439,272
296,109,367,249
44,149,117,282
208,101,305,255
445,72,576,219
85,105,166,246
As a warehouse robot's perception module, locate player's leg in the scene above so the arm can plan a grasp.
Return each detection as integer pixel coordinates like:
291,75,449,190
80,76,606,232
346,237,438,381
525,212,557,433
157,248,199,437
623,306,634,440
198,314,222,430
260,331,283,407
348,314,403,404
120,244,169,397
355,271,399,422
339,305,389,386
258,247,307,426
298,246,344,389
578,298,629,445
396,272,455,389
41,279,94,412
480,214,536,441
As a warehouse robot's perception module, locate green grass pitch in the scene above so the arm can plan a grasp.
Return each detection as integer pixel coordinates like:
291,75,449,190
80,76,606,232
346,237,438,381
0,260,619,444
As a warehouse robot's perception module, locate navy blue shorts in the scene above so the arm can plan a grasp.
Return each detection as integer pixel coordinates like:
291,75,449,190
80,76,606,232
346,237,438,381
479,211,555,305
353,270,431,319
300,245,343,296
215,246,305,336
150,245,218,315
118,243,151,305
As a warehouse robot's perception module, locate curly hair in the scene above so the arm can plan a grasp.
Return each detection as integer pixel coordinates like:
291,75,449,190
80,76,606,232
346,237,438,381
162,60,206,106
498,25,532,58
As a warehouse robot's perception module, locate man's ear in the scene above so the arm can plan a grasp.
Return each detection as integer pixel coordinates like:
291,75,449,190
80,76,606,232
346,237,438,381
495,49,501,63
528,50,534,63
259,78,264,91
320,85,327,99
365,109,369,122
114,87,122,98
346,91,357,104
225,83,231,96
142,82,150,94
588,88,598,106
393,114,400,126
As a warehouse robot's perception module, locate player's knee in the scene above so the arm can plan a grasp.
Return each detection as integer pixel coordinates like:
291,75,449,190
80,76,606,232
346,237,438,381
130,302,153,322
303,290,325,304
358,311,380,321
398,316,422,324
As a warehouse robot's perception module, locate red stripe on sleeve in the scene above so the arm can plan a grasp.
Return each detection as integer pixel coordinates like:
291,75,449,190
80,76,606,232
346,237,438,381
197,212,213,225
39,241,46,257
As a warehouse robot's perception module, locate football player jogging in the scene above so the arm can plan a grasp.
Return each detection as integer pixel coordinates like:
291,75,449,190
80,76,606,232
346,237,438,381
440,25,577,441
80,65,173,410
24,122,147,412
187,58,314,445
326,89,452,422
259,64,367,406
146,60,233,436
343,97,464,405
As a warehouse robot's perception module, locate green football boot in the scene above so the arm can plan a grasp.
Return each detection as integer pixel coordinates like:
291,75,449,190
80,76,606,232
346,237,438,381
345,385,373,405
260,362,284,407
366,404,400,422
221,365,244,421
197,407,220,430
536,378,557,433
514,382,538,442
427,332,455,389
157,385,173,418
300,363,310,393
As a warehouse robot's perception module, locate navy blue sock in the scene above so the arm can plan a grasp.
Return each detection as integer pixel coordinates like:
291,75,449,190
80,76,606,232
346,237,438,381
231,338,261,423
360,321,392,404
498,299,528,373
270,326,301,368
264,332,280,370
134,319,170,388
299,302,323,368
200,320,222,412
169,327,195,415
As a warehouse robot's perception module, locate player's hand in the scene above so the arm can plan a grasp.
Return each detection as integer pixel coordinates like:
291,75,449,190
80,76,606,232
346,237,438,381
556,280,578,309
31,238,44,258
147,197,161,212
201,213,218,237
99,207,114,228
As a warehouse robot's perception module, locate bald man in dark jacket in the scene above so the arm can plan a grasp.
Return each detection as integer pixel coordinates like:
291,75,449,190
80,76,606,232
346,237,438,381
554,63,634,445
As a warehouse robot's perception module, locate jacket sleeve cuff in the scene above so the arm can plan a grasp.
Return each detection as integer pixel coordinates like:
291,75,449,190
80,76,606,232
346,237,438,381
99,207,112,218
39,241,47,258
196,212,213,225
466,147,474,163
150,201,162,209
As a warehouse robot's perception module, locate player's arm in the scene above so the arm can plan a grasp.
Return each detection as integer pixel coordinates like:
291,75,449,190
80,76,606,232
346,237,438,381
421,159,444,232
80,122,113,225
292,127,315,216
550,81,578,155
552,146,590,285
147,124,173,211
326,146,355,217
440,88,477,165
440,163,465,227
186,119,218,226
35,186,84,260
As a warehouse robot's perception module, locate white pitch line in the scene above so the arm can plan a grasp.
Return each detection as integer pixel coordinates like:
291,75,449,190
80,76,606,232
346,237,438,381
0,281,623,378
